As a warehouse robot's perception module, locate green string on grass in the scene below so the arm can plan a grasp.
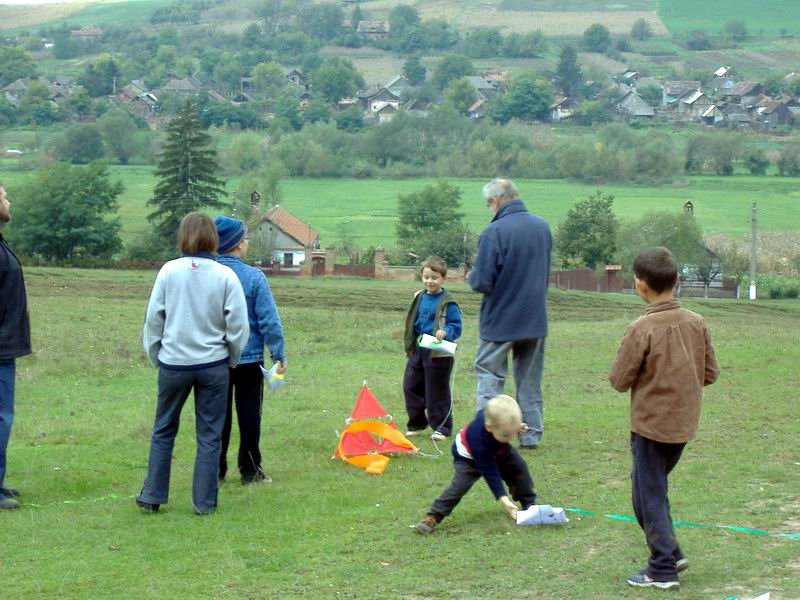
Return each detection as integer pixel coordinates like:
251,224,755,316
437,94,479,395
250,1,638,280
565,508,798,540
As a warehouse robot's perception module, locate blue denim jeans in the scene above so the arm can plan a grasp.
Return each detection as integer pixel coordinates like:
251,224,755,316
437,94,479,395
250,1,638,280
138,364,229,513
0,359,15,490
475,338,545,446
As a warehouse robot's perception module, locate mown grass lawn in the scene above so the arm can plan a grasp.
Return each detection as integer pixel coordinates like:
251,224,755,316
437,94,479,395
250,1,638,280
1,268,798,599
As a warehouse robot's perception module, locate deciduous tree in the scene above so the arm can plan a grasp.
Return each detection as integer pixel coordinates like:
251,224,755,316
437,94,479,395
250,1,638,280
7,161,122,261
555,190,619,268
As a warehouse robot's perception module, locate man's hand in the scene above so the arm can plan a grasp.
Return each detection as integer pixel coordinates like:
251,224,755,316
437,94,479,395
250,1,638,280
435,329,447,341
498,496,518,520
276,360,287,374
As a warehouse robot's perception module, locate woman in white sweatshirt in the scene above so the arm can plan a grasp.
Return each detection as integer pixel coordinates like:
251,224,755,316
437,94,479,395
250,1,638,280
137,212,249,515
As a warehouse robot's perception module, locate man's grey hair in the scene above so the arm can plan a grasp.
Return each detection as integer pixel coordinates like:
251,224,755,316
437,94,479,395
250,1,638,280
482,178,519,202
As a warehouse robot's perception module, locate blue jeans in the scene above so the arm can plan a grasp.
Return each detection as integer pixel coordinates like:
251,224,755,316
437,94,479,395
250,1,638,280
0,359,15,490
138,364,229,513
475,338,545,446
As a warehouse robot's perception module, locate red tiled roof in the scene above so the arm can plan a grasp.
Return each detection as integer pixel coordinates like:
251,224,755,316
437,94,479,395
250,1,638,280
260,206,318,247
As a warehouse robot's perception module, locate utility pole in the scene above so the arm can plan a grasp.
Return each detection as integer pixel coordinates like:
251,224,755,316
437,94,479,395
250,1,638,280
749,201,757,300
231,191,237,217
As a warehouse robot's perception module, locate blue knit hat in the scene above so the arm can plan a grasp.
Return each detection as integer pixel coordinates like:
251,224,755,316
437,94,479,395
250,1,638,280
215,216,247,254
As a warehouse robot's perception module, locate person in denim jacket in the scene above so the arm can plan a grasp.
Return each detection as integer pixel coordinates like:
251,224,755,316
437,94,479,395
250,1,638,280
215,216,286,485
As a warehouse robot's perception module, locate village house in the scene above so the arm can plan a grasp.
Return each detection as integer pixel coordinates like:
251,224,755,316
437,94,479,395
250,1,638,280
679,90,714,119
617,90,655,119
356,20,390,40
254,206,320,268
465,76,499,100
467,96,488,120
357,87,401,113
157,77,202,98
382,74,411,98
549,96,574,122
375,103,397,123
701,104,726,126
70,26,102,40
403,98,431,117
757,100,794,128
661,80,702,108
723,82,764,108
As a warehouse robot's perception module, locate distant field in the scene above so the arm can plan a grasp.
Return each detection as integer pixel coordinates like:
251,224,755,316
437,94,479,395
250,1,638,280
2,168,799,248
0,0,168,32
0,2,86,30
659,0,800,38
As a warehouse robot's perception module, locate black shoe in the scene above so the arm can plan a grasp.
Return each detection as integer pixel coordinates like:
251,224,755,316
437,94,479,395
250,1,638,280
0,495,20,509
135,498,160,513
0,486,20,498
520,444,538,451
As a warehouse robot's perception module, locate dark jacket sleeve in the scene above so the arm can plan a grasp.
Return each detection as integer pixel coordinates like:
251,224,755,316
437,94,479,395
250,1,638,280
465,421,507,500
468,232,499,295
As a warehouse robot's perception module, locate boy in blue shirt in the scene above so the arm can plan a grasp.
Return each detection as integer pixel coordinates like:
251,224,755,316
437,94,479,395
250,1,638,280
413,394,536,533
403,256,462,441
215,216,286,485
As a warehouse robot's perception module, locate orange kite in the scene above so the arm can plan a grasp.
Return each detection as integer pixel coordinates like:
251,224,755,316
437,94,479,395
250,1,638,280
334,383,418,474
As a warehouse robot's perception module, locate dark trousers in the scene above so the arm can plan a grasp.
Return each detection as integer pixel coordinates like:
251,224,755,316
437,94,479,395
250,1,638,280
428,447,536,521
138,364,229,513
220,362,264,481
631,432,687,581
403,347,454,436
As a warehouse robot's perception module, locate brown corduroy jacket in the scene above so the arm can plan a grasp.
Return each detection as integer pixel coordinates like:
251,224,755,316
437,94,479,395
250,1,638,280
608,300,720,444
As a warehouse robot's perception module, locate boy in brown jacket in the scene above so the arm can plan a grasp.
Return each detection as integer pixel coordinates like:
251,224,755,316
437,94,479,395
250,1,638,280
609,247,719,590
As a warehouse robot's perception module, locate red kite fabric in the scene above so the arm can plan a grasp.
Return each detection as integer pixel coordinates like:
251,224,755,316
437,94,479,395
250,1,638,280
350,384,389,420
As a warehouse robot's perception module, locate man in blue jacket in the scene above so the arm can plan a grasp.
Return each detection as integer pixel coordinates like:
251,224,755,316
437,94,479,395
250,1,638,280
468,179,552,449
0,183,31,509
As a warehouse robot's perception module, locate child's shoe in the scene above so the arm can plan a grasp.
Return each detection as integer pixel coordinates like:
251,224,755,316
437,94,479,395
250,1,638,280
676,558,689,572
626,572,679,589
405,429,425,437
413,515,438,534
430,431,449,441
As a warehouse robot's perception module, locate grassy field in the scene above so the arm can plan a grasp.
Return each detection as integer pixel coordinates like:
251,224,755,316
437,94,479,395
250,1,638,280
1,168,800,248
659,0,800,38
0,0,168,33
0,267,798,599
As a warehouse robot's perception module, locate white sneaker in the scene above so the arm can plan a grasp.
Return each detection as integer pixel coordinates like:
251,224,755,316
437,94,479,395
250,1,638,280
430,432,448,441
405,429,424,437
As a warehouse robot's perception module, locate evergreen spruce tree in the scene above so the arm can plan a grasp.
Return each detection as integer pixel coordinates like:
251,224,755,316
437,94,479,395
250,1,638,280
554,45,583,98
147,99,226,242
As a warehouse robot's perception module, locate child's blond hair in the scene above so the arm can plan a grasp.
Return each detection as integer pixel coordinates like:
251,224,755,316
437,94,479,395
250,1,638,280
485,394,522,429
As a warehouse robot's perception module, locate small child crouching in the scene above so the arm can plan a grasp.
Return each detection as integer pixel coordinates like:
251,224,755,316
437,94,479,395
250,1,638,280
413,394,536,533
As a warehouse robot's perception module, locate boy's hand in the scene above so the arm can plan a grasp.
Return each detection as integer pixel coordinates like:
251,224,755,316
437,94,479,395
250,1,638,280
498,496,518,520
517,423,530,436
276,361,287,374
435,329,446,341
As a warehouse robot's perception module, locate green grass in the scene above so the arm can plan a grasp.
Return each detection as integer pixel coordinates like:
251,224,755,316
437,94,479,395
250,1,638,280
2,268,798,598
659,0,800,38
2,168,800,248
